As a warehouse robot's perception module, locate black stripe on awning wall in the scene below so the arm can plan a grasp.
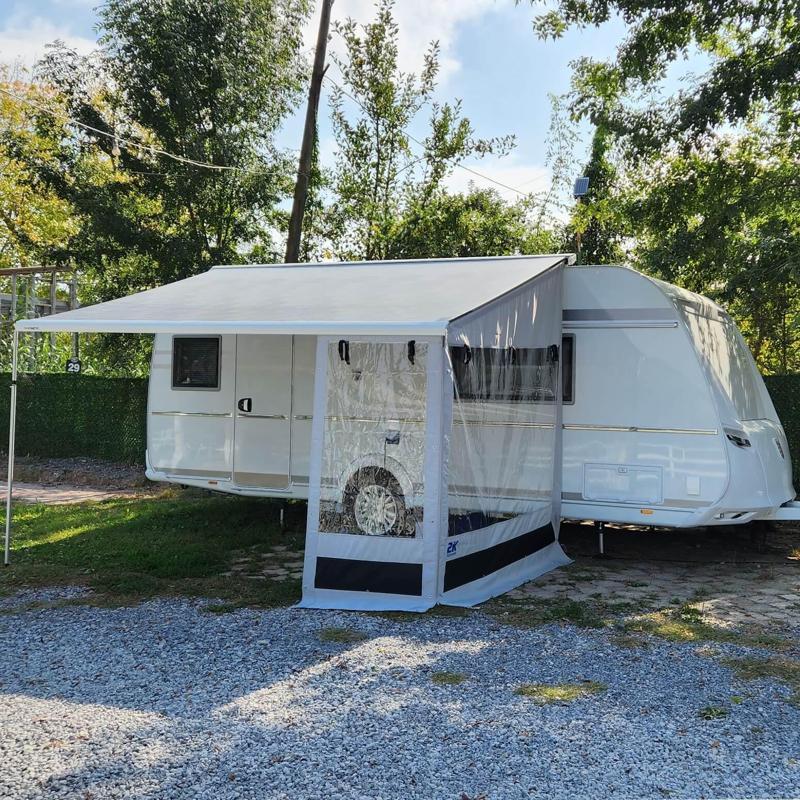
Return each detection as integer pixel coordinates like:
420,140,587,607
443,523,555,592
315,556,424,596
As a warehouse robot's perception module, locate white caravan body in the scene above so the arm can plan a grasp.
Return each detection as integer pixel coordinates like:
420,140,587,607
146,264,795,528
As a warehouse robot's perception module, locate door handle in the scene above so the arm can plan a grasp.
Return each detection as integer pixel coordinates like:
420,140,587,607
237,397,252,413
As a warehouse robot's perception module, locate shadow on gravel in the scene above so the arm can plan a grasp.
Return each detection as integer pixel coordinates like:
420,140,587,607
4,605,800,800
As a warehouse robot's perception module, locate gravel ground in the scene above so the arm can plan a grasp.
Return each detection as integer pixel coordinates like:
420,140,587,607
0,455,151,489
1,590,799,800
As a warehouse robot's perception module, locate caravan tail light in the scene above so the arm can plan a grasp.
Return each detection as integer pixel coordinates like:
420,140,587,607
724,428,751,448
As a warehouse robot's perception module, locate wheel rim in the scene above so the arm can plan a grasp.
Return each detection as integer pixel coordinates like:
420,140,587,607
353,484,398,535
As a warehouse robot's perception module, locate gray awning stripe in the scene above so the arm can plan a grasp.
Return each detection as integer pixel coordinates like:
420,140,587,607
563,308,678,322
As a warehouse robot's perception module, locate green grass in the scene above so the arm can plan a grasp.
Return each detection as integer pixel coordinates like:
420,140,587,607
488,597,644,629
317,626,368,644
698,705,729,720
608,633,650,650
622,605,792,652
515,681,607,703
431,671,467,685
1,493,304,609
719,656,800,706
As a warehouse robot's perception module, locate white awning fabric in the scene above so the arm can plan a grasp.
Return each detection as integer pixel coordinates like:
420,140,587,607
15,255,571,336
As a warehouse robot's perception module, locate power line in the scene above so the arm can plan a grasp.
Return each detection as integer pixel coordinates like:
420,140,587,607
0,85,302,177
3,74,532,196
321,71,532,198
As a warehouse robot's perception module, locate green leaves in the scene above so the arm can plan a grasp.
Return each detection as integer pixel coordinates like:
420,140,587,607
532,0,800,153
324,0,519,262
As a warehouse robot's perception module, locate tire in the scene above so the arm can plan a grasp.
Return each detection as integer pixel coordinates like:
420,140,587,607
342,466,409,536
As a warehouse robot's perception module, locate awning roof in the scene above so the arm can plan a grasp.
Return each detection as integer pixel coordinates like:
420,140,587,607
15,254,571,336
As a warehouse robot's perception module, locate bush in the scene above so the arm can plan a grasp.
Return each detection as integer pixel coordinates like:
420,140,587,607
764,375,800,486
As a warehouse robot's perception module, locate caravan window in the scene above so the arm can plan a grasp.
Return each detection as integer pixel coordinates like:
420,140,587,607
172,337,220,389
449,343,550,402
561,334,574,403
451,336,574,403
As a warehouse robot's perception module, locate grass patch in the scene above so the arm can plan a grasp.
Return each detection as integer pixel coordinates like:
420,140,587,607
698,705,729,720
623,605,791,652
718,656,800,705
489,597,646,629
608,633,650,650
317,626,368,644
431,671,467,685
515,681,606,703
1,494,304,609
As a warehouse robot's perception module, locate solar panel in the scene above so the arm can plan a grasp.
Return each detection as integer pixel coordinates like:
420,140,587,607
573,176,590,198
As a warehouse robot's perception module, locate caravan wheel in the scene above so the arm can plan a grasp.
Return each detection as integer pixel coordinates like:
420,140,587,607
344,467,408,536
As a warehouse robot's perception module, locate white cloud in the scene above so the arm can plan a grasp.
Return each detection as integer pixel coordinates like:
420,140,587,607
305,0,498,84
445,155,552,199
0,15,96,70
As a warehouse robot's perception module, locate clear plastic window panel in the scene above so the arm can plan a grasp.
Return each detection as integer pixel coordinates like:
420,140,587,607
447,342,559,535
318,340,428,537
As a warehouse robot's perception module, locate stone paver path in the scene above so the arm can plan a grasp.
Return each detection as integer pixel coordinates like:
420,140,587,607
1,481,141,505
222,544,305,582
508,558,800,629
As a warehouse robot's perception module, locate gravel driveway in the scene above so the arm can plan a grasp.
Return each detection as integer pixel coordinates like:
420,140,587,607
1,591,799,800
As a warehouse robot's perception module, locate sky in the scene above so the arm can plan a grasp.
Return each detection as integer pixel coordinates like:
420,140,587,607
0,0,663,201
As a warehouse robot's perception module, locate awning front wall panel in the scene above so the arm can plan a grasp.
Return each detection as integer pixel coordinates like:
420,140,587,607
441,266,569,606
15,255,570,336
300,265,569,611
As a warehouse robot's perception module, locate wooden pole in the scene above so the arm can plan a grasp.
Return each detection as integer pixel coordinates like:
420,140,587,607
285,0,333,263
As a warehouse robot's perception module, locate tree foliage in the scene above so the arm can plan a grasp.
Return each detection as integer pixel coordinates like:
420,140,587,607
570,125,626,265
391,187,562,260
531,0,800,154
37,0,311,294
622,122,800,373
0,68,78,270
323,0,516,261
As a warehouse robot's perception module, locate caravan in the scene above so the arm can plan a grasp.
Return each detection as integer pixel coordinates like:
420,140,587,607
145,261,796,531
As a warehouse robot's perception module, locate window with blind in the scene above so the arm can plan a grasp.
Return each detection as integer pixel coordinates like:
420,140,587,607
171,337,221,389
451,335,574,403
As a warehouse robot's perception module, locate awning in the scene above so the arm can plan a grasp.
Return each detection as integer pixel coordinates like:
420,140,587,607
15,254,572,336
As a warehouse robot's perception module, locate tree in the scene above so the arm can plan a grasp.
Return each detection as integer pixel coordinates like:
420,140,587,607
38,0,311,290
391,187,563,260
16,0,312,374
324,0,514,262
570,125,626,265
0,67,78,271
529,0,800,154
621,123,800,373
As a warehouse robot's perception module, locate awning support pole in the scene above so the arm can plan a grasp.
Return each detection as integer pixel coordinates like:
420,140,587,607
4,329,19,566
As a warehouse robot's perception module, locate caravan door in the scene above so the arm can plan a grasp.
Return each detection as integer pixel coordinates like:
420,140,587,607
233,335,292,489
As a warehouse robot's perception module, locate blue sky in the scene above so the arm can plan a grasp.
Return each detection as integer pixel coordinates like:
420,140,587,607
0,0,665,200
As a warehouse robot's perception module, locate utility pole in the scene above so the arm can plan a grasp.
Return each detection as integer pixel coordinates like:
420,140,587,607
285,0,334,263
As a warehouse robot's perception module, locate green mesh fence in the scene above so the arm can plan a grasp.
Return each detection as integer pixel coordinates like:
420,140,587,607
0,372,796,479
764,375,800,487
0,373,148,464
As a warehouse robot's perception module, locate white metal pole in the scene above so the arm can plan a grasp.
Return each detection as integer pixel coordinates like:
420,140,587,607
4,329,19,566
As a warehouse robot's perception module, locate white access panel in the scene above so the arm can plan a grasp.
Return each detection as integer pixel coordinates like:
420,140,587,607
583,463,663,505
233,335,292,489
